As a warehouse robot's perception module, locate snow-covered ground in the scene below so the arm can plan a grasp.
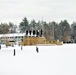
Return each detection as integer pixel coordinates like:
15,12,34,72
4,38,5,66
0,44,76,75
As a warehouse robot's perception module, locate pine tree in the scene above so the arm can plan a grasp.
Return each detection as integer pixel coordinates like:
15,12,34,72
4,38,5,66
19,17,29,33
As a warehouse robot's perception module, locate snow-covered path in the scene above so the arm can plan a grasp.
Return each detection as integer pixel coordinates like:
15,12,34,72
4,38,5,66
0,44,76,75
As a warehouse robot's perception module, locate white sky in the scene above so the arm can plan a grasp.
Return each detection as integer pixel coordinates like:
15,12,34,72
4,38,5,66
0,0,76,25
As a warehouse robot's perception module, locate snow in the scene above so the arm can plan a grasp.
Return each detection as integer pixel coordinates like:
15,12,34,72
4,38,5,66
0,44,76,75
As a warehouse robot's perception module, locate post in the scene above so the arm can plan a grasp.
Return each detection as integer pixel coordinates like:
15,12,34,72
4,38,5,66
14,49,16,56
21,46,22,50
0,45,1,49
6,45,8,48
36,47,39,53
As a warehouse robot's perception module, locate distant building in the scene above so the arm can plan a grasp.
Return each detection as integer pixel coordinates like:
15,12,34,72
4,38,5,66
0,33,25,44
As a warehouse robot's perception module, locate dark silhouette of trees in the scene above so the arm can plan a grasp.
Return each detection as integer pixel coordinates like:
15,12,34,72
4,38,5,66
9,22,17,33
1,16,76,43
19,17,29,33
59,20,71,42
0,23,9,34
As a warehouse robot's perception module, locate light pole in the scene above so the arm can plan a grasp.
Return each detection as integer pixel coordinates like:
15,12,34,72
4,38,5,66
41,17,44,37
53,23,54,40
17,31,20,45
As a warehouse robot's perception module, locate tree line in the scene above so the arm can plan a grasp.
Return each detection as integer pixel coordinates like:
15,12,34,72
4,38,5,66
0,17,76,43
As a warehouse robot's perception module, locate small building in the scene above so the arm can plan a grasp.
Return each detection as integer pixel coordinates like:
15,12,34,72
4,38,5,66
0,33,25,45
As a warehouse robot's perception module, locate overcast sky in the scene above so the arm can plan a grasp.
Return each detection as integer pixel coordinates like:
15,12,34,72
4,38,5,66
0,0,76,25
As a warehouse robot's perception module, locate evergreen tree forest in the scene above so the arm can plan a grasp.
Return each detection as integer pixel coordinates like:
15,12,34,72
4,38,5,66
0,17,76,43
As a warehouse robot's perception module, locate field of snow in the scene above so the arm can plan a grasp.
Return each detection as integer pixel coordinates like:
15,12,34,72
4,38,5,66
0,44,76,75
